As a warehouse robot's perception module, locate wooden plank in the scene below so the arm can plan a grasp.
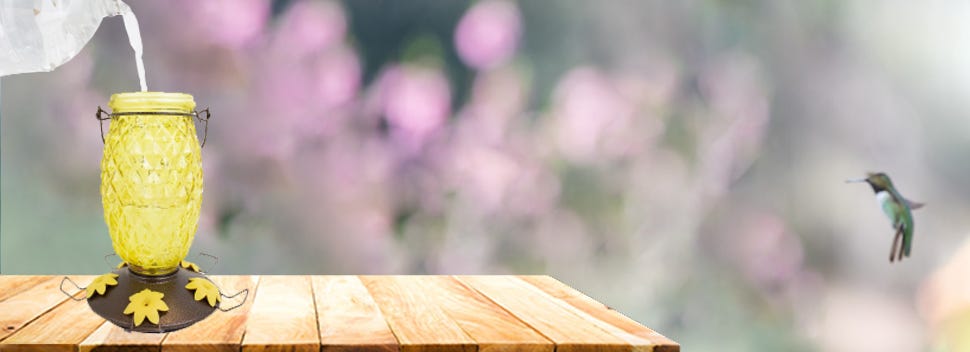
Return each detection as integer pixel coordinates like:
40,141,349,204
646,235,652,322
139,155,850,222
162,275,259,352
78,321,166,352
508,281,656,352
312,276,398,352
241,275,319,352
519,276,678,352
0,275,677,351
457,276,632,352
0,276,105,352
0,276,53,302
426,276,553,352
361,276,475,352
0,276,93,343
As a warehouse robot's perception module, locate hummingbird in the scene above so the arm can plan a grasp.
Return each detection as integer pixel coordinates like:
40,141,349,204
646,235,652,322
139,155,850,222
847,172,924,263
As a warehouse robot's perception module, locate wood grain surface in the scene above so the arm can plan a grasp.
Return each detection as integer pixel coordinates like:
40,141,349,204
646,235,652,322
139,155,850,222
0,275,678,352
163,275,259,352
312,276,398,352
241,275,318,352
421,276,552,352
78,320,166,352
0,276,51,303
457,276,633,352
0,276,102,352
361,276,477,352
519,276,679,352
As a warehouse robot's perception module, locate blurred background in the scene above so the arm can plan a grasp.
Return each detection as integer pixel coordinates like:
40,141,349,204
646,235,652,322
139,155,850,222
4,0,970,350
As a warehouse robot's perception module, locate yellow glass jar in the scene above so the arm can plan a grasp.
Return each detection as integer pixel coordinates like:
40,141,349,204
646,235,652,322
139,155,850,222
100,92,203,276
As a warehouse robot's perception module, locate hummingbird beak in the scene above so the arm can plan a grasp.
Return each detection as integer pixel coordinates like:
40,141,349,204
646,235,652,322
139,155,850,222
845,178,867,183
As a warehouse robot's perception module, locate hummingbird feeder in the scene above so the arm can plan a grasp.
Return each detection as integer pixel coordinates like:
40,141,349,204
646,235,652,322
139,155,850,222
60,92,247,333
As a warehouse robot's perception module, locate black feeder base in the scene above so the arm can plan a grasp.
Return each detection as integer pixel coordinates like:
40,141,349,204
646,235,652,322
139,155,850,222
87,267,215,333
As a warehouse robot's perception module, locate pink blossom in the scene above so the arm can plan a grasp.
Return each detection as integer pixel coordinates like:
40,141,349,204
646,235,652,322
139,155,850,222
312,46,361,110
253,43,361,145
379,65,452,151
734,213,805,290
451,144,519,211
453,66,529,146
454,0,522,70
550,67,634,162
273,0,348,58
190,0,270,49
472,66,527,119
697,53,770,197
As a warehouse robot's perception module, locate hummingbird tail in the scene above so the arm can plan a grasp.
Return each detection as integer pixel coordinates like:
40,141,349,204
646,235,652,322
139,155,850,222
902,231,913,257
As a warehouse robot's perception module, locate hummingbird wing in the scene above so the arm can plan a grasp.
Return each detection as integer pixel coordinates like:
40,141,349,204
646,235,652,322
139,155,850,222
905,198,925,210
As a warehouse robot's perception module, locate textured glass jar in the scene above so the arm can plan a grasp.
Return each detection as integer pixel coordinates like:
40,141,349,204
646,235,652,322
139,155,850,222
100,92,203,276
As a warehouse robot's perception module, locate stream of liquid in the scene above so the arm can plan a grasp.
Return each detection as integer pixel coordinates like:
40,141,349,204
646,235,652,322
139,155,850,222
121,9,147,92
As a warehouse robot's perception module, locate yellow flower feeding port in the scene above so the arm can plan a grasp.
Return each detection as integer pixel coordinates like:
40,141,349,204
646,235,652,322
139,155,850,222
59,92,247,333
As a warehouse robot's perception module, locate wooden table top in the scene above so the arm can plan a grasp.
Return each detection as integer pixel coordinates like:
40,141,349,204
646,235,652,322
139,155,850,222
0,275,678,352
